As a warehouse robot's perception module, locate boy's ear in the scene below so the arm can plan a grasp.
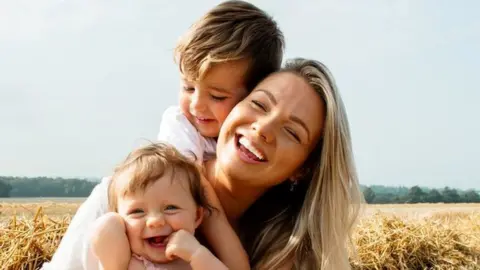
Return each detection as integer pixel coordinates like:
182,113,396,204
194,207,204,228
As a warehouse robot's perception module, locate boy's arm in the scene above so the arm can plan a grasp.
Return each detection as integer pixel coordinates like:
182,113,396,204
41,177,111,270
90,212,131,270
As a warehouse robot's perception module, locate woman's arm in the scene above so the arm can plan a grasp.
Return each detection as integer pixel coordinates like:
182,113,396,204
41,177,111,270
198,178,250,270
200,213,250,270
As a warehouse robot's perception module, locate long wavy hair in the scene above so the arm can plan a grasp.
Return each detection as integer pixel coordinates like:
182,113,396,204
238,58,364,270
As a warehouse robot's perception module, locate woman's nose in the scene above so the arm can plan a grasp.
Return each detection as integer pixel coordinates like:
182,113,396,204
252,117,275,144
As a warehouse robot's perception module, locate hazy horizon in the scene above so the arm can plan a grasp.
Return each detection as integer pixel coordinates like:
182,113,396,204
1,1,479,190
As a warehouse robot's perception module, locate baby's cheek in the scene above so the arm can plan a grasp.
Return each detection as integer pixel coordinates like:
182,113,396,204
170,215,197,234
124,219,141,240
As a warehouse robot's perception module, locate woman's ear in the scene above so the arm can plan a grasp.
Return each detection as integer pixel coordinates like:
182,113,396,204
194,207,204,228
291,169,305,182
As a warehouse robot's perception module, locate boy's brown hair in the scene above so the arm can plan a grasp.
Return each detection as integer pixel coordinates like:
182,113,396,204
175,0,284,91
108,142,211,213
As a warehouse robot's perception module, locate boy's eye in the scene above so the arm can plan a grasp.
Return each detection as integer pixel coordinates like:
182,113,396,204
251,100,266,111
210,95,227,101
183,86,195,92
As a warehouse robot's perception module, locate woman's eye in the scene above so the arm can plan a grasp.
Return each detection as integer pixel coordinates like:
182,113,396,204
286,128,301,142
211,95,227,101
252,100,266,111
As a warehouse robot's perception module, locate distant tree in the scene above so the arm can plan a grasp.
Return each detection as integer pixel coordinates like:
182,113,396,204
406,186,426,203
363,187,376,204
0,180,12,197
442,187,461,203
463,189,480,203
373,193,396,204
425,189,443,203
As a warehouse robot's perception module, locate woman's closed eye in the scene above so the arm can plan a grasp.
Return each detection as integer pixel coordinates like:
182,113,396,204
285,127,301,143
251,100,267,111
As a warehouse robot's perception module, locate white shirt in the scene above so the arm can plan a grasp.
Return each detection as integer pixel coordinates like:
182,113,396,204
42,106,217,270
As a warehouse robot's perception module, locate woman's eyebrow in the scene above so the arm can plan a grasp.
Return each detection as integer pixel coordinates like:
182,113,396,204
255,89,277,104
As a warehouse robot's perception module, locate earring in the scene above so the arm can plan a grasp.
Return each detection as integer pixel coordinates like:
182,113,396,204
290,180,298,192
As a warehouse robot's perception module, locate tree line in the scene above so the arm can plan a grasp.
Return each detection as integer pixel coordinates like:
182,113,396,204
0,176,99,197
362,185,480,204
0,177,479,203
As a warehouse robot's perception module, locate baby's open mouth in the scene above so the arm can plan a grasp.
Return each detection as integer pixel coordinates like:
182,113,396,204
146,235,168,247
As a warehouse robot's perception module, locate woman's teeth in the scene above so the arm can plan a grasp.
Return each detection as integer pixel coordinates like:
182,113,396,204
239,136,265,161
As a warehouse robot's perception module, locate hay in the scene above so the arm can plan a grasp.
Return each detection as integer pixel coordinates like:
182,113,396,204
0,204,479,270
0,207,70,270
350,212,480,270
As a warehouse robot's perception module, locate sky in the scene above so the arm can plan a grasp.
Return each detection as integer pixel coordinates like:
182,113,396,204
1,0,479,190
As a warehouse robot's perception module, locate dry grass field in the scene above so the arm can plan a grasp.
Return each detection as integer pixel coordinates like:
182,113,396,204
1,200,479,270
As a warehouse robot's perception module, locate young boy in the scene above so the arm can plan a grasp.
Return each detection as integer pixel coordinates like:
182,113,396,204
42,1,284,270
157,0,284,163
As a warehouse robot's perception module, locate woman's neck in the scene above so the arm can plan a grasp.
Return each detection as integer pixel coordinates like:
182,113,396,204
204,160,266,225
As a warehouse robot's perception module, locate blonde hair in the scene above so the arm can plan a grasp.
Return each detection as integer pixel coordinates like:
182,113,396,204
108,143,211,214
239,58,364,270
175,0,284,90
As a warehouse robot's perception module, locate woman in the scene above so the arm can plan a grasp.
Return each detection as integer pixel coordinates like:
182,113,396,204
44,58,363,270
199,58,363,270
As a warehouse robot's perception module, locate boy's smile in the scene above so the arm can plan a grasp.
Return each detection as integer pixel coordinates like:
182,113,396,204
179,59,249,138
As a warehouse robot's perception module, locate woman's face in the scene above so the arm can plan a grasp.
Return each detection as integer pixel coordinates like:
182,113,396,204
216,72,325,189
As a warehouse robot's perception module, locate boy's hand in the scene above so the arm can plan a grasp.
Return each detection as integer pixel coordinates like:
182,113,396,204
165,229,203,262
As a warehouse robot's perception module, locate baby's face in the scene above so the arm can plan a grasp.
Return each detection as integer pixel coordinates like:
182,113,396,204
116,170,203,263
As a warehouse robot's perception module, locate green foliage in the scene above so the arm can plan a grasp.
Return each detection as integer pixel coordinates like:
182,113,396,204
361,184,480,204
0,180,12,197
0,176,99,197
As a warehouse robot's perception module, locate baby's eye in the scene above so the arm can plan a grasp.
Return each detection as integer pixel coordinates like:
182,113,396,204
128,208,144,215
164,205,179,211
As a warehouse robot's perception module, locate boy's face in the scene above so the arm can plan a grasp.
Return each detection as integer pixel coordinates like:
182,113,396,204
179,59,249,138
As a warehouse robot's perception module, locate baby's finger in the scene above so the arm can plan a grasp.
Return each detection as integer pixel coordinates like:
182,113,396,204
165,243,177,261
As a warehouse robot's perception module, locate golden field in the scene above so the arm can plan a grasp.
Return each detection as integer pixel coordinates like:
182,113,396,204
0,201,479,270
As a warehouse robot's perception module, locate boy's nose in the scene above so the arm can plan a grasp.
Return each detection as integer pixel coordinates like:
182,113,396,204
190,92,207,113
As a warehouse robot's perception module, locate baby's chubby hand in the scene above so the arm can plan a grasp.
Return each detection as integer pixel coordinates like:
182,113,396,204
165,229,204,263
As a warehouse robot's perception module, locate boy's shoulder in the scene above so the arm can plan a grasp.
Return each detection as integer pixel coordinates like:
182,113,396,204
158,106,216,159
